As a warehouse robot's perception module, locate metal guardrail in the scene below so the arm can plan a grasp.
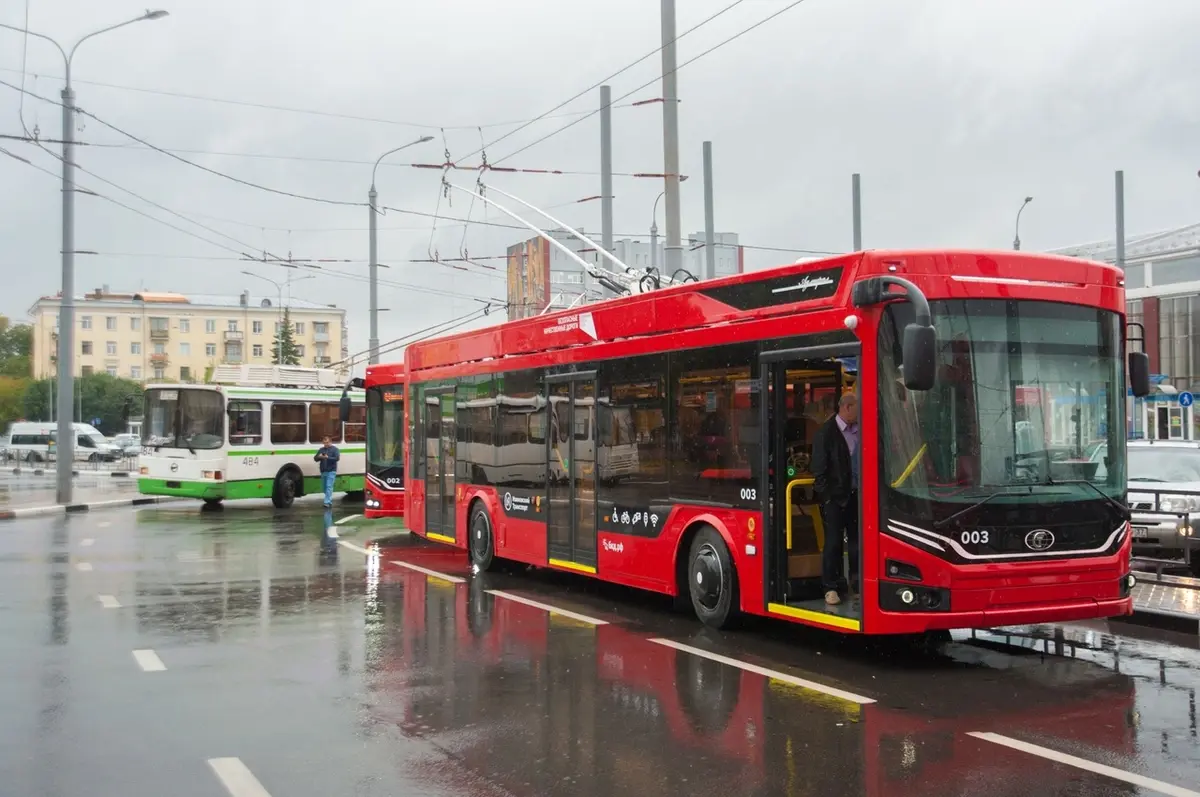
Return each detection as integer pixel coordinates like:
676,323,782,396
0,446,138,475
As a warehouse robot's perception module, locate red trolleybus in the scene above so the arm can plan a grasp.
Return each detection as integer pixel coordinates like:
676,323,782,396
401,250,1151,635
361,364,406,518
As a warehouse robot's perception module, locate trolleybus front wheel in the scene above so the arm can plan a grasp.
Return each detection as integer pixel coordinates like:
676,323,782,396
271,469,300,509
469,500,497,572
687,525,739,629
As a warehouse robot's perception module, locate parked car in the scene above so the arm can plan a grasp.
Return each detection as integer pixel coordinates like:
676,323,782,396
4,422,122,463
1102,440,1200,576
110,433,141,458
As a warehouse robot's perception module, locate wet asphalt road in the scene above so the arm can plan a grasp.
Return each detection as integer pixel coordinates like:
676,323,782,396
2,501,1199,797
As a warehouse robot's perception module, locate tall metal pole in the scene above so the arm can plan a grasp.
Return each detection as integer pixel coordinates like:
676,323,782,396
55,78,76,503
1115,170,1126,271
702,141,715,280
852,173,862,251
600,85,614,260
368,186,379,364
650,190,664,269
660,0,683,274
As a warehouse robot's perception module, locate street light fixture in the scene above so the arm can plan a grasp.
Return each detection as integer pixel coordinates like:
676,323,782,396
0,9,169,505
368,135,435,365
650,190,666,268
1013,196,1033,251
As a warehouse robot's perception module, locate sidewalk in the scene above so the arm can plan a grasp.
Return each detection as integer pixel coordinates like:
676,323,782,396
0,474,176,520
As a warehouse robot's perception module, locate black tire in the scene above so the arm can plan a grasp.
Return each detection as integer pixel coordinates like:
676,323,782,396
469,501,497,572
88,453,99,463
271,469,299,509
26,451,41,463
201,498,224,511
687,525,739,629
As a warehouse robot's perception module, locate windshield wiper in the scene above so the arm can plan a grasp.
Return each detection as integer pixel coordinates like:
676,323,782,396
1041,478,1130,518
1129,477,1166,482
933,491,1015,530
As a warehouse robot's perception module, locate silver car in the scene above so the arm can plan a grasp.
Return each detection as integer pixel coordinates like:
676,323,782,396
1114,440,1200,575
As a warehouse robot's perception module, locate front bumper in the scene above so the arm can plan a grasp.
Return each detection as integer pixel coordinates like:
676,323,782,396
1129,512,1199,553
138,478,224,500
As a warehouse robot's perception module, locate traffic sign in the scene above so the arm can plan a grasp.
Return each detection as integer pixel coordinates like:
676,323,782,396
1179,392,1194,408
92,417,102,427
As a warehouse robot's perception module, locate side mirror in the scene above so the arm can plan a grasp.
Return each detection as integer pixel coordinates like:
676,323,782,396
338,391,352,423
901,324,937,391
1128,352,1150,398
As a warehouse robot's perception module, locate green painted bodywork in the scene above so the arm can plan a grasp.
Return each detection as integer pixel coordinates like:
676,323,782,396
138,474,365,502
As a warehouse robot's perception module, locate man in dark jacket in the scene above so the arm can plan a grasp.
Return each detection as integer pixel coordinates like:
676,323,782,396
811,392,860,606
315,435,340,508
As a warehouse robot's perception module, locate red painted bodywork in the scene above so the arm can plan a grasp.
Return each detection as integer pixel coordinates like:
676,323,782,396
390,250,1134,634
363,364,405,520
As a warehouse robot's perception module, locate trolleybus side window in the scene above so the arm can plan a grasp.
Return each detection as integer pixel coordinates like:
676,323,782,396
228,401,262,446
270,403,307,444
309,402,342,444
597,354,667,507
344,405,366,443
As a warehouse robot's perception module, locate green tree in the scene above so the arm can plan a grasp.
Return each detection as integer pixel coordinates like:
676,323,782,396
0,315,32,378
272,309,301,365
0,376,29,432
21,373,143,434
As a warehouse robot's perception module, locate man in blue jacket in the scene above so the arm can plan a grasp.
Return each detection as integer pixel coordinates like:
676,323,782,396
314,435,340,508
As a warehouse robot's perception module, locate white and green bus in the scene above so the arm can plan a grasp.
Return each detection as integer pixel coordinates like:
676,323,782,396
137,366,366,508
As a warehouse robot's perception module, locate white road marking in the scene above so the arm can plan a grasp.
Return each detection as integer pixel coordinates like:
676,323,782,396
392,560,466,584
98,594,121,608
81,538,94,546
650,638,875,705
208,757,273,797
97,521,111,528
75,562,92,572
969,732,1200,797
486,589,608,625
132,649,166,672
336,540,375,557
335,514,362,525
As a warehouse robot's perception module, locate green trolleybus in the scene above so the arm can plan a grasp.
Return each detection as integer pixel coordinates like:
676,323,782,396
137,365,366,507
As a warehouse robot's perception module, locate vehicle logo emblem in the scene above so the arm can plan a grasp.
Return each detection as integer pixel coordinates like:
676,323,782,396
503,492,513,511
1025,529,1054,551
170,462,178,473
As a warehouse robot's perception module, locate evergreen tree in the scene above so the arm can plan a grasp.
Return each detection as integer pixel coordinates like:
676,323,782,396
272,309,301,365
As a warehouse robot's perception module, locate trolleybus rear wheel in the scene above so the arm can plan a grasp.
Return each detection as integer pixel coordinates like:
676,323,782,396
271,469,299,508
687,525,739,629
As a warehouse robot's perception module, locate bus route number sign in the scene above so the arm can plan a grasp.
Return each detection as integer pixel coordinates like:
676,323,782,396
241,456,260,467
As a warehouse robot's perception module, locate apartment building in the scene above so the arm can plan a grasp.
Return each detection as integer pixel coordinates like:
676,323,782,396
28,287,348,382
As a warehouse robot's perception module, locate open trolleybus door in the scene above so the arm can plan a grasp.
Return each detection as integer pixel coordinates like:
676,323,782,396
545,371,598,574
760,343,863,632
423,387,457,544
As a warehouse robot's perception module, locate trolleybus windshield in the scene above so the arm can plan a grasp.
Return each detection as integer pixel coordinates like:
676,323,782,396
367,385,405,471
142,388,224,450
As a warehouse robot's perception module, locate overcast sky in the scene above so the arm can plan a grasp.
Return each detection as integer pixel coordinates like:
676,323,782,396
3,0,1199,363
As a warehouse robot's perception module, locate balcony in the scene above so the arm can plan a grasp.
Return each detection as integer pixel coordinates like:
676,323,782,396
149,352,170,365
224,330,244,342
149,328,170,340
314,356,331,366
313,329,330,343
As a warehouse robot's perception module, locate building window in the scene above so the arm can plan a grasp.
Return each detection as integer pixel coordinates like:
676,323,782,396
106,341,117,355
131,342,141,355
294,321,305,335
105,316,117,330
152,342,165,355
314,321,328,335
149,317,169,333
227,319,239,332
81,316,92,329
270,403,308,444
81,365,94,377
81,341,93,355
205,319,216,334
252,344,263,358
180,342,191,356
131,366,142,380
252,320,263,334
295,345,305,357
228,401,263,445
130,316,141,331
153,368,165,380
180,366,192,382
106,367,117,377
179,318,190,333
205,343,216,357
309,403,342,443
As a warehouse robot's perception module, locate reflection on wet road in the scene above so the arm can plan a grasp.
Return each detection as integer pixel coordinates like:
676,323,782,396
1,500,1198,796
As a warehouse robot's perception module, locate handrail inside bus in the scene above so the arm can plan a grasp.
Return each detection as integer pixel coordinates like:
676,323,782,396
785,478,822,551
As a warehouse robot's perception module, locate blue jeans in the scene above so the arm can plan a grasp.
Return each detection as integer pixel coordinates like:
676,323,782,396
321,471,336,505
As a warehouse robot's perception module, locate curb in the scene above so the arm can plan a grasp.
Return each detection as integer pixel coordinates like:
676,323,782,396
0,495,179,521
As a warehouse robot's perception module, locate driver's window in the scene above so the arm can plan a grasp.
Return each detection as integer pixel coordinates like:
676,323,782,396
77,435,95,448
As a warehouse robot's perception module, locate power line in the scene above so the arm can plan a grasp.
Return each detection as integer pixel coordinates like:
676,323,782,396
492,0,811,165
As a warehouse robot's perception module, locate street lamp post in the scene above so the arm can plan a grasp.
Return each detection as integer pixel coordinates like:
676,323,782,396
368,136,434,365
1013,196,1033,251
1,10,169,505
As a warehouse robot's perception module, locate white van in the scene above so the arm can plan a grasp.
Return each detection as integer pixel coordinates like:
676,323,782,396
4,422,122,463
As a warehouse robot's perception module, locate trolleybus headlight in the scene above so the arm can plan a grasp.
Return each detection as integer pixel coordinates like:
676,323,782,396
1126,574,1137,588
899,589,915,605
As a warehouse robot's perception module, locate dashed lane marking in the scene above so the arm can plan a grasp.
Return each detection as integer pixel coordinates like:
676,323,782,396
75,562,92,572
334,514,362,525
391,560,466,584
969,732,1200,797
81,538,95,546
486,589,609,626
650,638,875,705
132,649,166,672
98,594,121,608
336,540,375,557
208,757,273,797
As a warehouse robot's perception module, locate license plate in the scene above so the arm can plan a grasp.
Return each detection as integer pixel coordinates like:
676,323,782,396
1132,527,1150,539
